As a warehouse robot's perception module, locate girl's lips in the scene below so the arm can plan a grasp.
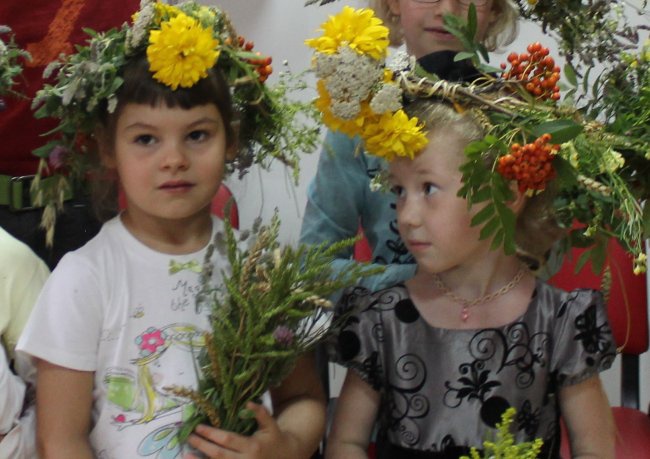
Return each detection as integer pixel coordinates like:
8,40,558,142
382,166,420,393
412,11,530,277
425,27,456,40
407,240,431,251
159,181,194,192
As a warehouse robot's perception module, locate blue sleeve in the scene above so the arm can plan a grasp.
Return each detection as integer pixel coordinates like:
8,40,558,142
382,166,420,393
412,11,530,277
300,131,416,301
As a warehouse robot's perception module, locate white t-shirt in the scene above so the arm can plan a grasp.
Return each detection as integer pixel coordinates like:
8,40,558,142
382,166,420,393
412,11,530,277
18,215,230,459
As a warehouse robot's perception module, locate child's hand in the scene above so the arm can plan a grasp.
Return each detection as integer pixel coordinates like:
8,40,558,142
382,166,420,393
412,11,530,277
184,402,299,459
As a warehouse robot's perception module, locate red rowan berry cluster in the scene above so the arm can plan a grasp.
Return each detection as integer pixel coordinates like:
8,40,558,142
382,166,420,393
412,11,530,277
497,133,559,192
500,42,561,101
225,36,274,83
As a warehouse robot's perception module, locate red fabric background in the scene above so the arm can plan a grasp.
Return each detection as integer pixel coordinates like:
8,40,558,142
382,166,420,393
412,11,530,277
0,0,139,176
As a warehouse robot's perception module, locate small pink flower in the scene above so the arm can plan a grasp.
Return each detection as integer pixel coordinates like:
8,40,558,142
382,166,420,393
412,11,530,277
273,325,294,346
48,145,69,171
136,327,166,356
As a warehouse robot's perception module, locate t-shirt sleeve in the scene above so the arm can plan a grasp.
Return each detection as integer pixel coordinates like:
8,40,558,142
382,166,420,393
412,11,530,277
550,289,616,387
16,253,103,372
332,286,385,391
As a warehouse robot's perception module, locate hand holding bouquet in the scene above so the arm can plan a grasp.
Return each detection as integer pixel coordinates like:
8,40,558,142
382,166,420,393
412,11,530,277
169,212,382,440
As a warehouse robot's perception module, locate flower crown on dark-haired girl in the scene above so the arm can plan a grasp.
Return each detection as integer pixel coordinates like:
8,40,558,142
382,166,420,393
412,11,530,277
31,0,320,243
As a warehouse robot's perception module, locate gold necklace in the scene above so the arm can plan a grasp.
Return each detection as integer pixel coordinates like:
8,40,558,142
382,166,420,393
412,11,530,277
431,266,527,322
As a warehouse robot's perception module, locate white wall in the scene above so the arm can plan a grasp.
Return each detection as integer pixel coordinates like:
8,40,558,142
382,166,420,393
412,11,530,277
204,0,650,411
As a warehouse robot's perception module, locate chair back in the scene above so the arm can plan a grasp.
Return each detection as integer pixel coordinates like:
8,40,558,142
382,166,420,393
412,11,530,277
210,183,239,229
549,241,648,356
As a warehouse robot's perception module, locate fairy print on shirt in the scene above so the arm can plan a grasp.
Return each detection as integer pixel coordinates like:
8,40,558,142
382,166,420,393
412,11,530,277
103,323,206,458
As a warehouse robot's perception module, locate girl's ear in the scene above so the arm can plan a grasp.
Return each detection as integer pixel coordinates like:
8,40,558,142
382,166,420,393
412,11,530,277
507,182,527,215
225,120,240,162
95,127,116,169
386,0,400,16
225,142,238,162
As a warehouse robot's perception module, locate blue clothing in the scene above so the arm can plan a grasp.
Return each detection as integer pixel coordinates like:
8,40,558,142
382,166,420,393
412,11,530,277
300,130,416,299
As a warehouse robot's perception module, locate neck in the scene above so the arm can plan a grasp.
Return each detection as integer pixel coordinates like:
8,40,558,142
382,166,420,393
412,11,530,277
120,211,213,255
422,256,524,300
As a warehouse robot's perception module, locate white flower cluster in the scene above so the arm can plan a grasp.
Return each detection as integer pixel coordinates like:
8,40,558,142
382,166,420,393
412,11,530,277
125,0,155,53
314,46,405,120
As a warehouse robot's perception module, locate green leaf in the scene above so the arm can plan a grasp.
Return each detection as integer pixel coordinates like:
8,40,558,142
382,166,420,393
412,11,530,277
31,141,60,159
479,216,500,240
467,4,477,40
454,51,476,62
530,119,583,144
574,249,592,274
590,241,607,275
563,63,578,87
643,204,650,239
470,203,494,227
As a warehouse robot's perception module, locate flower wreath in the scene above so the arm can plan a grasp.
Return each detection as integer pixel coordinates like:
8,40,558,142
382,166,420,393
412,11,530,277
306,5,649,275
31,0,319,242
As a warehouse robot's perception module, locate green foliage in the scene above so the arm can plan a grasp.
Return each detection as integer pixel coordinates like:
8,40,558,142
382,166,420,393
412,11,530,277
460,407,544,459
0,26,31,97
172,212,383,440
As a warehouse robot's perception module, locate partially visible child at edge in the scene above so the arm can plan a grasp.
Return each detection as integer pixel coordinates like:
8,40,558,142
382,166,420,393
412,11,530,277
16,17,325,459
325,101,616,459
0,227,49,458
299,0,519,299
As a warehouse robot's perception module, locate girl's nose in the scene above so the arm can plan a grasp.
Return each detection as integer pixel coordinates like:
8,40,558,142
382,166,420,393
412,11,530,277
398,195,422,227
433,0,463,15
161,144,189,171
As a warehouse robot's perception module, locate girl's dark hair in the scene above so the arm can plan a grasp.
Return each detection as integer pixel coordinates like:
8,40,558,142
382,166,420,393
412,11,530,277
92,55,236,221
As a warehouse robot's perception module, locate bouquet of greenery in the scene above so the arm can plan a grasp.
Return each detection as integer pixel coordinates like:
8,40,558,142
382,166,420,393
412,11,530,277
460,408,543,459
0,26,30,100
168,212,383,439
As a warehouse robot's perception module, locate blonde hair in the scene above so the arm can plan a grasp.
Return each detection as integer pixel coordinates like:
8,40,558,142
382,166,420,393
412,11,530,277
369,0,519,52
403,99,565,269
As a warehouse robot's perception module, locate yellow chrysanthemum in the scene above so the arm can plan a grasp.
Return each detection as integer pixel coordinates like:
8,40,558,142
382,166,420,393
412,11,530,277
154,2,181,22
362,110,428,161
305,6,389,61
147,13,219,90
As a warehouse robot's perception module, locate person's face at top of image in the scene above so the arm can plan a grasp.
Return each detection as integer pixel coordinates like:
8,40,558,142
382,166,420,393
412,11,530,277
386,0,499,58
388,128,493,275
107,101,232,230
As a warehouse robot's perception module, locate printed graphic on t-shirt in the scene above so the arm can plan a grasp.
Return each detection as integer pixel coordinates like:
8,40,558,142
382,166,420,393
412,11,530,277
102,323,206,458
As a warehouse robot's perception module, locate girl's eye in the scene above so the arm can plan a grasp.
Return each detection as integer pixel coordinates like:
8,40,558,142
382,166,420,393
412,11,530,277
424,182,439,196
187,130,209,142
134,134,156,146
390,185,405,198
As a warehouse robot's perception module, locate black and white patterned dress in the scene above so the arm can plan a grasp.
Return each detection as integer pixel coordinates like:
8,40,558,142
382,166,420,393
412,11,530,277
334,279,616,459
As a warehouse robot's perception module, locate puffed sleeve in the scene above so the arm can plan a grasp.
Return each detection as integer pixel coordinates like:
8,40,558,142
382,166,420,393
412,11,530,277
332,286,385,391
550,289,616,387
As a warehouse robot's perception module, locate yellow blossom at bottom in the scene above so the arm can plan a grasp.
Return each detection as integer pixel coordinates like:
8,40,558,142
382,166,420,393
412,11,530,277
362,109,428,161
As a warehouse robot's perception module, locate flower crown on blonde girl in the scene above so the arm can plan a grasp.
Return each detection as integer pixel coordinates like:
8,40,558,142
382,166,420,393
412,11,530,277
305,5,650,275
31,0,320,243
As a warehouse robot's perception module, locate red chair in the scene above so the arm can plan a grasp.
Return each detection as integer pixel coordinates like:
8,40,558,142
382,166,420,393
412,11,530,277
118,183,239,229
549,241,650,458
210,183,239,229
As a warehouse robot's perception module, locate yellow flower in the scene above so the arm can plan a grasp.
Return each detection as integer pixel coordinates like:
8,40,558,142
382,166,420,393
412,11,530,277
305,6,389,61
362,110,428,161
154,2,181,22
147,12,219,90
